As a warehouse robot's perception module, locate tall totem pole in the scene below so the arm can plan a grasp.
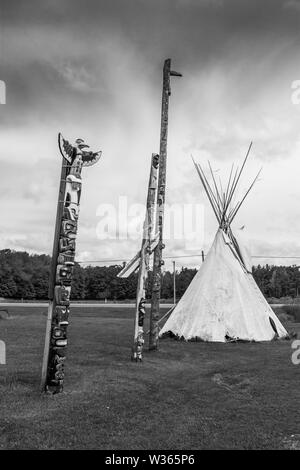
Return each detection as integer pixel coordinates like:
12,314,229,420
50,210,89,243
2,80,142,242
118,153,160,361
41,133,101,394
149,58,182,351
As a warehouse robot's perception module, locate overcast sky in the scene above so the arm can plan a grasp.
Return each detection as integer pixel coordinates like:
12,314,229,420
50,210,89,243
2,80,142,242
1,0,300,269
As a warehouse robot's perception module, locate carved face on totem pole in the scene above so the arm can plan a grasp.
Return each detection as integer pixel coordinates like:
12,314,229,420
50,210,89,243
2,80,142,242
152,153,159,169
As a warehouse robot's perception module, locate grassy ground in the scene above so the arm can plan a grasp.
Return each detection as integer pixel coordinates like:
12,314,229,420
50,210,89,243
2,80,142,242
0,306,300,450
272,304,300,323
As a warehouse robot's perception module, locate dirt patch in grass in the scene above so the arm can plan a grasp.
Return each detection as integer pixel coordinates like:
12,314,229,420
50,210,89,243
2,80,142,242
212,373,254,400
0,309,9,320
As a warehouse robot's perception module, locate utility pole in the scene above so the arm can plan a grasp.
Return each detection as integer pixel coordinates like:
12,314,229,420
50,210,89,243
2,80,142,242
149,58,182,350
173,260,176,305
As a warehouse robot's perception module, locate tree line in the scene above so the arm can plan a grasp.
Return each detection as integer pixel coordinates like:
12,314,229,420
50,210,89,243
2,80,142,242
0,249,299,301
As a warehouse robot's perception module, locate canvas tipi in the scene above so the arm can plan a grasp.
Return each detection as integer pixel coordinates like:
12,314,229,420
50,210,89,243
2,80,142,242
159,144,288,342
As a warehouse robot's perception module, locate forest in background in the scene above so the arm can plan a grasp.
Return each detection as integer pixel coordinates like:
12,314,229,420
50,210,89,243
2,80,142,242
0,249,299,301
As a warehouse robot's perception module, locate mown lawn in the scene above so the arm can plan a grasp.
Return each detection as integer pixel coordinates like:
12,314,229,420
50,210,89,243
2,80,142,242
0,306,300,450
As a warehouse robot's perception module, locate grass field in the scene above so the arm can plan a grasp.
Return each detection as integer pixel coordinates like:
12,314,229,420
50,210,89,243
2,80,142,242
0,305,300,450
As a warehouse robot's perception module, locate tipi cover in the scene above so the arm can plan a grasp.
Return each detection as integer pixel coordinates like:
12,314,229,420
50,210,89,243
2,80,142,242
159,145,288,342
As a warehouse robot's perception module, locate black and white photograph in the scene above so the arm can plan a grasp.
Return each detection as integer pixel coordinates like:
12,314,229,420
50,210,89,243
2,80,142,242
0,0,300,455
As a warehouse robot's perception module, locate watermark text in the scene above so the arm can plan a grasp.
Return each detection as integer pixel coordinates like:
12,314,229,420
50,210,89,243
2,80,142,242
291,339,300,365
0,80,6,104
0,340,6,365
95,197,204,250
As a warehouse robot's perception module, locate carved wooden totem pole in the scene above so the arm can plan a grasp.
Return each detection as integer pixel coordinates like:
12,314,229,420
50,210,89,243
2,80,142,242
41,133,101,393
118,154,160,361
149,58,182,351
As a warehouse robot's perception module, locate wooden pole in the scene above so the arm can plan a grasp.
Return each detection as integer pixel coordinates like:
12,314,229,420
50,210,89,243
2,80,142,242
145,305,176,335
173,260,176,305
132,153,159,361
149,58,182,351
41,155,69,391
41,134,101,393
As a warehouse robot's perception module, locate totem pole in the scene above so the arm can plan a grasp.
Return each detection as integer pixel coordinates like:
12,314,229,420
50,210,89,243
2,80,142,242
41,133,101,393
118,153,160,361
149,58,182,351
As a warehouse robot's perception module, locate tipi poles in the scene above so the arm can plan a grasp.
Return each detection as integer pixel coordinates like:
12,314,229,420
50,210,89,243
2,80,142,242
229,167,262,225
132,153,159,361
192,158,221,224
223,142,253,216
192,142,254,231
41,134,101,394
149,58,182,351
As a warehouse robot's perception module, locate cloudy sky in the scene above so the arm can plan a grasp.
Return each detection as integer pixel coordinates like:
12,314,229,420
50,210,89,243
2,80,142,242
1,0,300,269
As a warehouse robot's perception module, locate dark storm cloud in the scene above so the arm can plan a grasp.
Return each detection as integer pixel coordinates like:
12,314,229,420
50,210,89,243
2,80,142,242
1,0,300,259
1,0,300,124
2,0,300,55
2,1,300,70
0,0,299,132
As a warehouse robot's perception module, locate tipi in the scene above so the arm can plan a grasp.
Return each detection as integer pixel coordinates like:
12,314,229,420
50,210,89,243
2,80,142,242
159,144,288,342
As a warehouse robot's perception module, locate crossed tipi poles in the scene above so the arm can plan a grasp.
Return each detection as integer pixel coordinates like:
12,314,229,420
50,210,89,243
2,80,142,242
192,142,262,268
192,142,260,233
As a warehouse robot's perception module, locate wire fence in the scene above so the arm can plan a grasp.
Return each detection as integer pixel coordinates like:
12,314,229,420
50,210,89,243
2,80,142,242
76,254,300,265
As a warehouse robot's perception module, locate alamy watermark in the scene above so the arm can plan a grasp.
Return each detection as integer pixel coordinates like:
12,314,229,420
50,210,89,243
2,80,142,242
95,197,205,249
291,340,300,365
0,80,6,104
0,340,6,365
